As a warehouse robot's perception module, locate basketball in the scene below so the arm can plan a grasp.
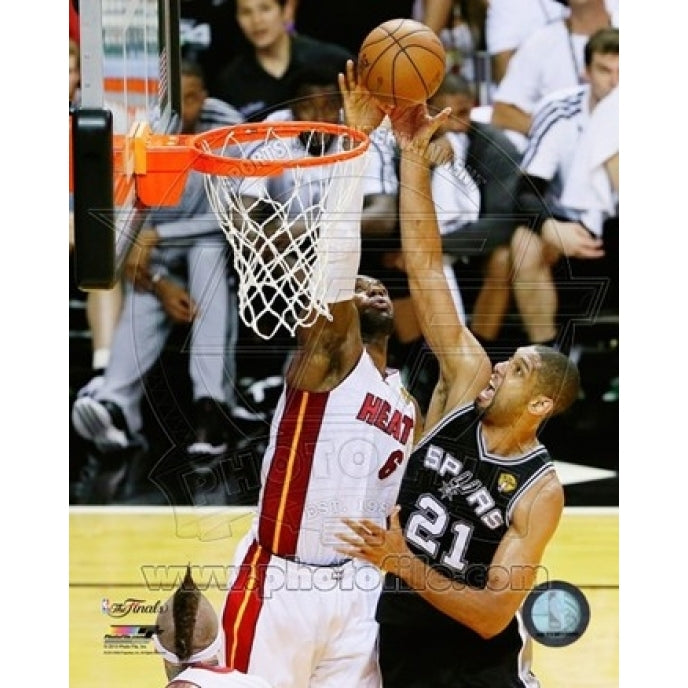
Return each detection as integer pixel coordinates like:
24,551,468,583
357,18,446,107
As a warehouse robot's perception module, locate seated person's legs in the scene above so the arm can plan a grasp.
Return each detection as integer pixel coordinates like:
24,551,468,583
72,282,175,452
510,225,559,346
86,282,123,374
186,241,237,455
469,245,512,343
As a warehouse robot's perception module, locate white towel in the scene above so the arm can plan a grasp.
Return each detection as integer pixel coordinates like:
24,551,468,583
559,86,619,236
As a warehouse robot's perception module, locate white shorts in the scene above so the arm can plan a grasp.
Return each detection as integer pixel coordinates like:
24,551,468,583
220,534,383,688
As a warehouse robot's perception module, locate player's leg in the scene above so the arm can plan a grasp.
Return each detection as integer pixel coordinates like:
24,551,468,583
221,540,317,688
309,564,383,688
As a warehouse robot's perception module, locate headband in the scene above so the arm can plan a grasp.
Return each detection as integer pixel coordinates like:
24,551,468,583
152,629,222,665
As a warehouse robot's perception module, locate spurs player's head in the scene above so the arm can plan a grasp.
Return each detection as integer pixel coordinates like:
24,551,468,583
475,346,580,427
153,566,222,680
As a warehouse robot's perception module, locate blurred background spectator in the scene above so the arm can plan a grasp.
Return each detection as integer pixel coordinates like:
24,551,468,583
485,0,569,86
490,0,619,140
180,0,250,89
213,0,352,121
70,61,243,504
509,28,619,350
294,0,453,55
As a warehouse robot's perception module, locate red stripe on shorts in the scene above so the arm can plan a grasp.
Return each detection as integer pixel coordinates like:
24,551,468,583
223,540,272,672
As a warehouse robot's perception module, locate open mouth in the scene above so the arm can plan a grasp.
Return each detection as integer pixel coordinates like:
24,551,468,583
477,378,498,404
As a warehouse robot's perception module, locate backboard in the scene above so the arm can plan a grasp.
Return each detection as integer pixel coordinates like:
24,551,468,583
71,0,181,289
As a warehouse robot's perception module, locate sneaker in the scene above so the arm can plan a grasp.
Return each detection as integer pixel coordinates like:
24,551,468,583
187,397,229,456
70,452,128,505
71,397,132,453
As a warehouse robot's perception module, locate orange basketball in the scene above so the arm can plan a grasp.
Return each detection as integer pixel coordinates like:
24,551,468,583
357,18,446,107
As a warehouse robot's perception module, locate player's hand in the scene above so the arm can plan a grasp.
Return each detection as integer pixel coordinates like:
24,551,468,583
335,506,412,574
388,104,452,159
541,219,605,259
124,228,159,290
338,59,386,134
154,278,197,323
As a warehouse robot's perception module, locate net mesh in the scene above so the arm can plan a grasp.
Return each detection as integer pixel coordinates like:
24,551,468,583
201,124,368,340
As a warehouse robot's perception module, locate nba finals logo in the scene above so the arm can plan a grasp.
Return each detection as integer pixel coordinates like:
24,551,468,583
497,472,517,494
101,597,167,618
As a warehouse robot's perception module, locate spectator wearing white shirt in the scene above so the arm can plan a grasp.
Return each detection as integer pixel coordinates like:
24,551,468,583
486,0,569,85
509,28,618,348
491,0,618,137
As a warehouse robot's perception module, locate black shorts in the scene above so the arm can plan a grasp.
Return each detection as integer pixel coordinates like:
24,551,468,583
379,622,537,688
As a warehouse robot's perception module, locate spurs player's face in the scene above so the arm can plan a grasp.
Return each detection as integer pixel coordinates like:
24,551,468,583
585,51,619,105
354,276,395,337
475,347,545,422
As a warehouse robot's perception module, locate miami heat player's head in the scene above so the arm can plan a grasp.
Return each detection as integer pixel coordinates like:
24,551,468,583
354,275,395,341
153,566,222,680
474,345,580,426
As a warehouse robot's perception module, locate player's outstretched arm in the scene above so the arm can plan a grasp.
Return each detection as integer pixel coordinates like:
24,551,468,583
287,62,383,391
390,106,492,418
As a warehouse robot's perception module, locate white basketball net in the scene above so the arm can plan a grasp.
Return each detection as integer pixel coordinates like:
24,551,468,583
201,125,368,340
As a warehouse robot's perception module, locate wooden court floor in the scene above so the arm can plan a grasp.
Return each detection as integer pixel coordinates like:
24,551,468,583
70,506,618,687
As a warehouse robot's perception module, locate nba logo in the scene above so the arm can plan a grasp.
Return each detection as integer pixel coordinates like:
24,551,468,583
101,599,109,614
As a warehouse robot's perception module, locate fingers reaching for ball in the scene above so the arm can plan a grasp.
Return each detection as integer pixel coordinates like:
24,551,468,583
389,104,453,154
338,59,386,134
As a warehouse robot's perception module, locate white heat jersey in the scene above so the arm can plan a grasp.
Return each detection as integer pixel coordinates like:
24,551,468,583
250,351,416,565
169,665,273,687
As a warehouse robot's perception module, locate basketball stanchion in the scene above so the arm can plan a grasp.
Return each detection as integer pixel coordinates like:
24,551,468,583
119,121,370,339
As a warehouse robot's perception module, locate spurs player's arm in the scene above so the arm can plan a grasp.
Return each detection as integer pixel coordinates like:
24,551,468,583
339,469,564,638
390,106,492,428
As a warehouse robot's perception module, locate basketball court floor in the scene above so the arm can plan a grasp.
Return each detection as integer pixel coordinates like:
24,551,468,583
69,506,618,687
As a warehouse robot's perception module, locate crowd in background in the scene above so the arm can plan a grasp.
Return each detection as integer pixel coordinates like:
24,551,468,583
69,0,619,506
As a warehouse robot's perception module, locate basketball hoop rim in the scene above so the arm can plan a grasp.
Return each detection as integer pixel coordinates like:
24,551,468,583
189,121,370,177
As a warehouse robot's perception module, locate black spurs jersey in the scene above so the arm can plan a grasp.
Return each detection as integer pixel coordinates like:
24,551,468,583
377,403,555,639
